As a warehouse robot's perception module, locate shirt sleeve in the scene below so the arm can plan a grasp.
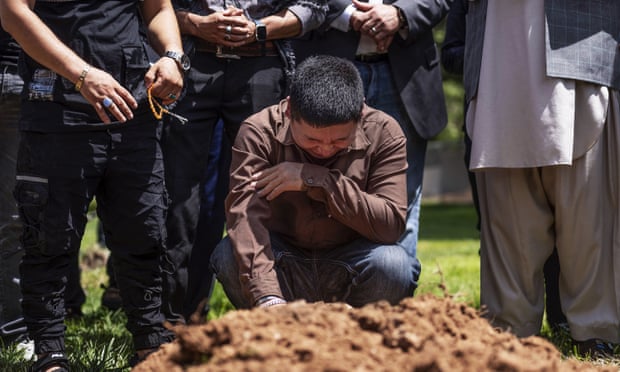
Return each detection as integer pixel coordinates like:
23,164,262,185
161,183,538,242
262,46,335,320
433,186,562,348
225,121,283,305
287,0,329,37
302,129,407,243
329,4,356,32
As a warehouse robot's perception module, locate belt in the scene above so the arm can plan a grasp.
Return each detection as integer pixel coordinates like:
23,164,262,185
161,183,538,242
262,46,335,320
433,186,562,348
195,40,278,58
355,53,389,63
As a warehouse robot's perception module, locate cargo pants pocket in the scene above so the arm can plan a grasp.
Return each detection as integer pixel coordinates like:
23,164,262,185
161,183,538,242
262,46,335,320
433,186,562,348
13,176,49,254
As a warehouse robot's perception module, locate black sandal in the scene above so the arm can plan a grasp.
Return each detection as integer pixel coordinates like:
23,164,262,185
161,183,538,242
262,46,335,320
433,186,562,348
574,338,616,358
29,351,70,372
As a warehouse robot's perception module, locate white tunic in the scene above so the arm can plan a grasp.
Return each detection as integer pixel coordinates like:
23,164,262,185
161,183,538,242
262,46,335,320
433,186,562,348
466,0,608,170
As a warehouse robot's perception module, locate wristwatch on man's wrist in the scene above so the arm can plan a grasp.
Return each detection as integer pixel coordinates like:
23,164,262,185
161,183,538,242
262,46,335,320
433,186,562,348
254,19,267,42
164,50,191,72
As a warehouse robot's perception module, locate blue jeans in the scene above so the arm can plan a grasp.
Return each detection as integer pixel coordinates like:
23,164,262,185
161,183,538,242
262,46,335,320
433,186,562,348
211,234,419,308
354,60,424,283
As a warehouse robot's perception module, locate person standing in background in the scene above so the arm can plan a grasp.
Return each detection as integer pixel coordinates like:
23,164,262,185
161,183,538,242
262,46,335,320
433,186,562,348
440,0,567,333
0,27,85,350
0,25,29,349
465,0,620,356
0,0,185,369
292,0,453,294
162,0,327,325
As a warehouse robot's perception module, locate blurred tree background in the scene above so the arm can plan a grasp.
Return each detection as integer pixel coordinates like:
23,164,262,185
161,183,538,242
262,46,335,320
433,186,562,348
434,21,465,142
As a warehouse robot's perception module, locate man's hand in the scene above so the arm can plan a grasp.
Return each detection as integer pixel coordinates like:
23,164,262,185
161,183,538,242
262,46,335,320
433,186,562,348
79,67,138,124
191,7,254,47
251,162,305,201
144,56,184,106
350,0,400,52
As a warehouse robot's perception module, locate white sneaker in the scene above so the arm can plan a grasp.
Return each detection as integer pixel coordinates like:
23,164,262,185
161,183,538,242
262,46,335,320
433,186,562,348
15,338,35,361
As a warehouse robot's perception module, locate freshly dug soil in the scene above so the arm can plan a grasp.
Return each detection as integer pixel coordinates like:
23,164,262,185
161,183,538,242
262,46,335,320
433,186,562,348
135,294,614,371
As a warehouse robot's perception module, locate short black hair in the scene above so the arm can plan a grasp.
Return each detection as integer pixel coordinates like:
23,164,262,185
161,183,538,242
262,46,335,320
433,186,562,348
288,55,364,127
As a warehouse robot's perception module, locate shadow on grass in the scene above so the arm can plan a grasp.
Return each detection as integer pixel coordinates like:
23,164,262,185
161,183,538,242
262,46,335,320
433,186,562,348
419,203,479,241
0,308,133,372
65,308,132,371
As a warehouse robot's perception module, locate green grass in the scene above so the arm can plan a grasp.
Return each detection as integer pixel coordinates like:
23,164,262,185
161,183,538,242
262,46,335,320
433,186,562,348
1,203,619,370
416,203,480,307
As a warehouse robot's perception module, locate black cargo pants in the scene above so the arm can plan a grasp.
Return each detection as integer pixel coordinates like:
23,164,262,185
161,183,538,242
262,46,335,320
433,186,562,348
14,120,173,354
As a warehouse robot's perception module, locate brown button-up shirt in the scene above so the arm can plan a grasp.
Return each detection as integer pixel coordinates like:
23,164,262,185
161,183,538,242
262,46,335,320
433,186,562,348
226,100,408,304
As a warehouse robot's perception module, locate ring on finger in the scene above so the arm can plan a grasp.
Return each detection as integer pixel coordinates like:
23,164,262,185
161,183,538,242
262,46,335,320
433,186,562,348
224,34,231,41
225,25,232,34
168,93,177,100
371,26,377,33
102,96,114,108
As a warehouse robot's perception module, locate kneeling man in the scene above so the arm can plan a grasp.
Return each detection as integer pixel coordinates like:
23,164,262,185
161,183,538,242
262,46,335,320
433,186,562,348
212,55,420,309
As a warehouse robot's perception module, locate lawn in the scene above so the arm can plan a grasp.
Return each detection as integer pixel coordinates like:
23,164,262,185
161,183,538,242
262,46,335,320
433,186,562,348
1,203,617,370
416,203,480,308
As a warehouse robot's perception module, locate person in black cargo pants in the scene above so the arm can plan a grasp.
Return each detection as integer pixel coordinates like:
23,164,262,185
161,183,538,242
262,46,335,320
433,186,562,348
0,0,186,370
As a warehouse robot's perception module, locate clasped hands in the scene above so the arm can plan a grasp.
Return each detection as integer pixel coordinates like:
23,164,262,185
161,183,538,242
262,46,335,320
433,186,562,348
251,162,306,201
349,0,402,52
193,7,257,48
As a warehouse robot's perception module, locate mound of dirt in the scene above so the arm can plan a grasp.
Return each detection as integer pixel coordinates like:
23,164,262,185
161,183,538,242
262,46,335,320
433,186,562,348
135,295,613,371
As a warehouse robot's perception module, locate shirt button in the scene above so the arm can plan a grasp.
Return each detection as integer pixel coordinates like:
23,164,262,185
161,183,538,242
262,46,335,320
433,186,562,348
307,177,314,184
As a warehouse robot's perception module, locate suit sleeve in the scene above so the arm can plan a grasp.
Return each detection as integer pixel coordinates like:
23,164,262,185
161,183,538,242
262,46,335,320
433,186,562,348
441,0,467,75
394,0,453,44
315,0,354,32
287,0,329,36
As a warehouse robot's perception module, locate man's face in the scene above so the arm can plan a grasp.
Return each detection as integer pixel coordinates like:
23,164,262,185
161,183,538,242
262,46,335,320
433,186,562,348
289,116,357,160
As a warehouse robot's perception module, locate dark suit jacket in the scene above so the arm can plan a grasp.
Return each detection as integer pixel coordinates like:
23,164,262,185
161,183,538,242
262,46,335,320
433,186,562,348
440,0,467,76
464,0,620,103
293,0,452,140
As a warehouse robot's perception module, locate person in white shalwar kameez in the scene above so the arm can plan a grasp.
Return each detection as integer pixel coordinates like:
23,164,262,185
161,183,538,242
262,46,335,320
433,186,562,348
465,0,620,355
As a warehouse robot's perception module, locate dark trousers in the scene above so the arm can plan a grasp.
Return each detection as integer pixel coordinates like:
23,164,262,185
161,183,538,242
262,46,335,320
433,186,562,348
0,69,84,344
182,120,228,321
15,122,172,353
161,51,285,323
0,76,25,343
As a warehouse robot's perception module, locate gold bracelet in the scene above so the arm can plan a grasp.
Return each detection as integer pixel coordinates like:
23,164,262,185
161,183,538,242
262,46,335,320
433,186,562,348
74,64,90,92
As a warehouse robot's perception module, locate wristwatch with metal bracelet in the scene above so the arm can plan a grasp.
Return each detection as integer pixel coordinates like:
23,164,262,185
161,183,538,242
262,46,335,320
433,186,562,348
164,50,191,72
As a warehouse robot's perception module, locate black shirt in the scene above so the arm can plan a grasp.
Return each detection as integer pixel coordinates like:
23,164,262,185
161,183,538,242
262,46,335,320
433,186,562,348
0,28,20,67
20,0,153,132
